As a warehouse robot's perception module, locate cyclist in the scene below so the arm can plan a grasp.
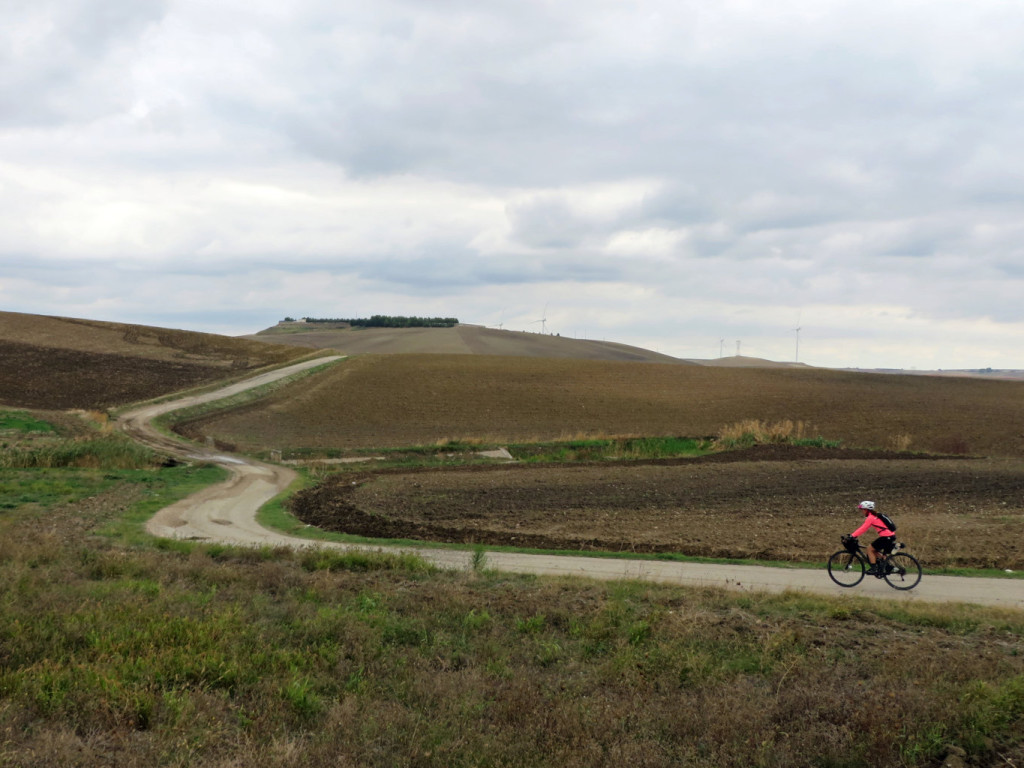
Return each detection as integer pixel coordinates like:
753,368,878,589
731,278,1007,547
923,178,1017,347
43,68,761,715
847,501,896,576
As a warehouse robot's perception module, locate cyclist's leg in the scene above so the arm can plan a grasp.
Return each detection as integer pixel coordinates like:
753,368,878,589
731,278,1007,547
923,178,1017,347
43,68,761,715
865,541,880,573
873,536,896,574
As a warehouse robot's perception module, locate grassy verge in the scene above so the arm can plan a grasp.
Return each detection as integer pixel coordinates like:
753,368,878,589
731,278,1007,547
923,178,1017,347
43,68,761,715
0,409,57,434
1,495,1022,767
250,422,846,467
1,413,1022,766
508,435,712,462
257,435,716,468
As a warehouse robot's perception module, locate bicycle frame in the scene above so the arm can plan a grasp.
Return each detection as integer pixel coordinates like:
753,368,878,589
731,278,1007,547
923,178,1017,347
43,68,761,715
828,538,921,590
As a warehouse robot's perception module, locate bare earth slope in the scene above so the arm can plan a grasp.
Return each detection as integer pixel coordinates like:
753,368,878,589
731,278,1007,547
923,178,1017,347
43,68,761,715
178,353,1024,456
244,323,689,363
0,311,314,409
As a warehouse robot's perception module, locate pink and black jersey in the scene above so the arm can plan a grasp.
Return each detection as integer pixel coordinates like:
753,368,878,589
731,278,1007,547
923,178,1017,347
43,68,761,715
851,512,895,538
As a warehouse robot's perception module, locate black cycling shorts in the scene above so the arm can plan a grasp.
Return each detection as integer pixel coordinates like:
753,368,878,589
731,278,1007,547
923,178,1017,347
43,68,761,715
872,535,897,554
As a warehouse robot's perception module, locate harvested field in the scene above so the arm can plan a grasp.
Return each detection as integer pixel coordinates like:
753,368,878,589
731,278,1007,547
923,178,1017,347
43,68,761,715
179,353,1024,456
0,311,314,410
290,448,1024,570
244,322,689,362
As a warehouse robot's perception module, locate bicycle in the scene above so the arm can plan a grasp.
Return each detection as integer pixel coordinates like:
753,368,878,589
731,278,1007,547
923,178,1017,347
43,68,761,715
827,535,922,590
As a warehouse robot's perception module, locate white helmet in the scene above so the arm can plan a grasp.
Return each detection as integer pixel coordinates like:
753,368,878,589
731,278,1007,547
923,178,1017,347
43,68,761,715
858,500,875,512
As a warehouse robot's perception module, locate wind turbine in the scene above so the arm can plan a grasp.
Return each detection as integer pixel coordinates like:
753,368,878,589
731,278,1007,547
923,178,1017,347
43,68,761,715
793,312,802,363
532,303,548,334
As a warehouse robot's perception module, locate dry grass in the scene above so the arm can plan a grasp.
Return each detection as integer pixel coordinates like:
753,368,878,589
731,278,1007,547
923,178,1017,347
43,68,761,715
1,505,1022,768
889,433,914,451
714,419,812,448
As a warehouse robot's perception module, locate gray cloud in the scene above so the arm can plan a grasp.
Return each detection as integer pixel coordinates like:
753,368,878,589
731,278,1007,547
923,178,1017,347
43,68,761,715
3,0,1024,367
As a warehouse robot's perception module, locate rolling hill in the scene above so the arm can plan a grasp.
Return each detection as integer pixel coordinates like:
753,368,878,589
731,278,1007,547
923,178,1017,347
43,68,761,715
177,352,1024,457
5,311,1024,459
0,311,317,410
244,322,696,363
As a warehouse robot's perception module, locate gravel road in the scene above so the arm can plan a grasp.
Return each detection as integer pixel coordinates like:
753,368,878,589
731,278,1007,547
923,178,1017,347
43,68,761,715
120,359,1024,610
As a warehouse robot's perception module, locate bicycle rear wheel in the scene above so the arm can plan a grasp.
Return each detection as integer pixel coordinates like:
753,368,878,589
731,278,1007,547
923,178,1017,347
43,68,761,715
883,553,922,590
827,550,865,587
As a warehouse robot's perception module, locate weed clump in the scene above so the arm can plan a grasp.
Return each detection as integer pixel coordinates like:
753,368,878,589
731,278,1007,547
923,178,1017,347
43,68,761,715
0,434,157,469
713,420,840,450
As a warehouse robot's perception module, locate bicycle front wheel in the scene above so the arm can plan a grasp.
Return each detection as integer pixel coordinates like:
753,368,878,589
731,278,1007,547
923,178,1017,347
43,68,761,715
883,553,922,590
827,550,866,587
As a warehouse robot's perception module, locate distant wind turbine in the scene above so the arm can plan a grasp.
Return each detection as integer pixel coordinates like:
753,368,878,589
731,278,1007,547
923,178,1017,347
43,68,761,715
793,312,802,363
531,303,548,334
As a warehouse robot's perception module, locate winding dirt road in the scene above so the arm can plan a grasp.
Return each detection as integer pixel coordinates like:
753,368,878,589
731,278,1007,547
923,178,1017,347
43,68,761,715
121,360,1024,610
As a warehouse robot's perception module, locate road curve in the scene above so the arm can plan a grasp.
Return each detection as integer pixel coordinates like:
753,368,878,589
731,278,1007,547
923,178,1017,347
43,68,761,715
121,360,1024,611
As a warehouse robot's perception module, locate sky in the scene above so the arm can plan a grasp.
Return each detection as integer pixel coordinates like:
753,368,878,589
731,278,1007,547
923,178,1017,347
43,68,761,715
3,0,1024,370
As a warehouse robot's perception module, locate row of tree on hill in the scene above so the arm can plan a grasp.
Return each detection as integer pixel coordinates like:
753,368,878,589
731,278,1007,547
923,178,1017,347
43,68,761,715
287,315,459,328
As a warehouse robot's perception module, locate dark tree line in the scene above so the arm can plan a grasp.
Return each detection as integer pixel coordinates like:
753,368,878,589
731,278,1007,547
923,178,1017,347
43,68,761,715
302,315,459,328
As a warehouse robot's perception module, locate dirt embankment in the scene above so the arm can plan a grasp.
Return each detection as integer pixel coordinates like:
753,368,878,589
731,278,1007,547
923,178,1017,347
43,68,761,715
290,447,1024,570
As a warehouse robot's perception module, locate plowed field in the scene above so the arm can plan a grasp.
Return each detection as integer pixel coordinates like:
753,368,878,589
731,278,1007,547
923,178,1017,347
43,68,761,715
0,311,313,409
290,447,1024,571
180,354,1024,456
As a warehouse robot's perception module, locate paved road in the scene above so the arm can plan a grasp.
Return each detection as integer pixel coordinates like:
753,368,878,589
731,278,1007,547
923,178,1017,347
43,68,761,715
121,360,1024,611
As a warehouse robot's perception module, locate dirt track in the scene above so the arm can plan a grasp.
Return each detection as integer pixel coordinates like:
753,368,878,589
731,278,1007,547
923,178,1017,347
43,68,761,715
124,361,1024,610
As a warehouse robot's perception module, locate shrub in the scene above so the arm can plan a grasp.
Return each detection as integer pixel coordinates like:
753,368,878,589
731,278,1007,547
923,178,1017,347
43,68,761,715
715,420,807,449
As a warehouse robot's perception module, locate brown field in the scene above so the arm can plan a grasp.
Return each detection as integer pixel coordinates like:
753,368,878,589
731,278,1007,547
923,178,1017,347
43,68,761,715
0,311,314,409
172,354,1024,571
245,322,694,362
179,353,1024,457
291,448,1024,570
6,311,1024,571
167,348,1024,571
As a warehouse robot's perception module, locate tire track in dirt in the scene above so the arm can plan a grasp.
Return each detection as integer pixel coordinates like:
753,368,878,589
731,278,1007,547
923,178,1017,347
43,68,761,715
122,360,1024,610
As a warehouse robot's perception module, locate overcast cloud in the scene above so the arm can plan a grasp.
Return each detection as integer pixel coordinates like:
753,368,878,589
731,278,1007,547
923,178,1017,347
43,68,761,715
3,0,1024,368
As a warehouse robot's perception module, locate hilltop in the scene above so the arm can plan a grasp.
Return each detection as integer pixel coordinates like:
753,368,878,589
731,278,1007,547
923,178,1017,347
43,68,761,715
245,321,809,367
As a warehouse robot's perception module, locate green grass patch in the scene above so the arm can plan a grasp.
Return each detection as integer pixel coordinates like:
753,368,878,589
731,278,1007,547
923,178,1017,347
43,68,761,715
1,440,1022,766
508,436,712,463
257,435,716,468
3,534,1020,768
0,410,56,434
